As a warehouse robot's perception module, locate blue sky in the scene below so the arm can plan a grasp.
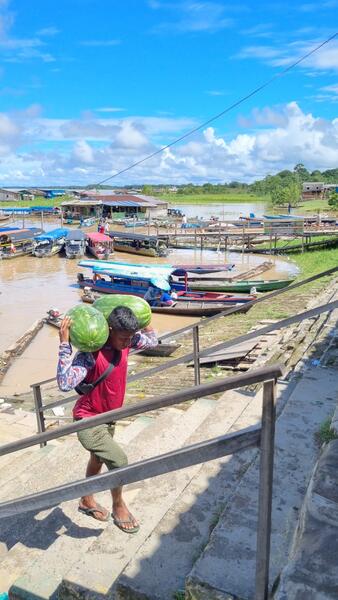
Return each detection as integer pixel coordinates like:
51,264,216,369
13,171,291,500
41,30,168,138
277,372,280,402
0,0,337,185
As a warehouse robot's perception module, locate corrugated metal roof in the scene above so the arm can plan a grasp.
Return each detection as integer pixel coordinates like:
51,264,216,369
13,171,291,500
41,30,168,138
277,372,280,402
103,200,145,207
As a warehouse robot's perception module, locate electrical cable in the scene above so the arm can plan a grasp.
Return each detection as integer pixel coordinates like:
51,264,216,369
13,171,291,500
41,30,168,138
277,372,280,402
90,32,337,188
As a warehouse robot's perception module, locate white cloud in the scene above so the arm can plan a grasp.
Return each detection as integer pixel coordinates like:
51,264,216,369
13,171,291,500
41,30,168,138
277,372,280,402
151,2,234,34
0,3,56,62
95,107,126,113
72,140,94,164
0,102,337,185
36,27,60,36
237,38,338,73
206,90,226,96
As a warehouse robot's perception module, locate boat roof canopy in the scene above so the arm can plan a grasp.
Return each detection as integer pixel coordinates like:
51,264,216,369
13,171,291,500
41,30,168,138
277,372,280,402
66,230,86,241
109,230,165,242
35,228,69,241
86,232,111,242
93,268,171,291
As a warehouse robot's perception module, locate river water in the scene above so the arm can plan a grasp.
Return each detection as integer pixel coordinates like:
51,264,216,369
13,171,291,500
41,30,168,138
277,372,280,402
0,212,298,396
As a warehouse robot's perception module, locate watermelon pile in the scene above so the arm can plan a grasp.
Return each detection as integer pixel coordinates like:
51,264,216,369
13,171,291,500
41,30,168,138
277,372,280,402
93,294,151,329
66,304,109,352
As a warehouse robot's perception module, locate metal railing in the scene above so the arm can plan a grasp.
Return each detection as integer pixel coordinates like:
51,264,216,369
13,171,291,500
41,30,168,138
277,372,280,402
32,290,338,441
0,364,282,600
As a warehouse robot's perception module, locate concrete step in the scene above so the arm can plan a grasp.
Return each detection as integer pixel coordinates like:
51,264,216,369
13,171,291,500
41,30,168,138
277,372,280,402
9,398,217,599
115,388,263,600
0,440,76,575
186,366,338,600
58,389,266,600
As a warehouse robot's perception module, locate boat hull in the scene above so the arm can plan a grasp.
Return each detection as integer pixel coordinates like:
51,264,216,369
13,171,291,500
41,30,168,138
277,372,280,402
189,279,294,293
151,302,251,316
113,242,158,257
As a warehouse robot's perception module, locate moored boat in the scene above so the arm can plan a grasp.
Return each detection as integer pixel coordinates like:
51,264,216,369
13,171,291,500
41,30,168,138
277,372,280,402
65,230,86,259
77,270,256,307
109,231,169,257
0,227,43,259
151,302,251,317
173,263,234,274
86,232,114,260
188,278,295,293
33,228,69,257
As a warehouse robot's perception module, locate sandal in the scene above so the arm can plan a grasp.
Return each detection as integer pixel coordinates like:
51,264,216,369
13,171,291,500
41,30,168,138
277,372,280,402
112,512,140,534
78,503,110,522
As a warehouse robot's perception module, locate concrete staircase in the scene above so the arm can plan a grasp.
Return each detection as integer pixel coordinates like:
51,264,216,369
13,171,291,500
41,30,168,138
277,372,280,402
0,365,336,599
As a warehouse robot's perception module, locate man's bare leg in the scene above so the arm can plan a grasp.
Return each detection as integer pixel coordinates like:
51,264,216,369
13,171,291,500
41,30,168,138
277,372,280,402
112,486,139,531
79,452,109,521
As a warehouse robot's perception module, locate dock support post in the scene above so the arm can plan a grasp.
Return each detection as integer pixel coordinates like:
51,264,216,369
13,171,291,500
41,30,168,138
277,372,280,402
255,379,276,600
192,326,200,386
32,385,47,448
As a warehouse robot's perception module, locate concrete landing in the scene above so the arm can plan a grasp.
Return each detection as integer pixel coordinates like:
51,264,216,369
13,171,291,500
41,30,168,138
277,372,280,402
186,366,338,600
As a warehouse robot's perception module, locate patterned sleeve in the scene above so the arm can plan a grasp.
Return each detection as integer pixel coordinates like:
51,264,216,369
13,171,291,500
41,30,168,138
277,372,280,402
130,327,158,350
57,342,95,391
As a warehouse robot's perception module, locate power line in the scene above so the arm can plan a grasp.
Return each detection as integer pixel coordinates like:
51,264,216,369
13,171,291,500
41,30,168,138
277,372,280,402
90,32,337,188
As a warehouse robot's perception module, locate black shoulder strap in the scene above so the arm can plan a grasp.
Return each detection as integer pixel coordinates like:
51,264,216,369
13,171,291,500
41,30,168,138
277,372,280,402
91,359,116,388
75,350,121,395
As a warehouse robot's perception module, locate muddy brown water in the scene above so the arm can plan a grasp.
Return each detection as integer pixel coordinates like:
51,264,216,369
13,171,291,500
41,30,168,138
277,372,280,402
0,217,298,396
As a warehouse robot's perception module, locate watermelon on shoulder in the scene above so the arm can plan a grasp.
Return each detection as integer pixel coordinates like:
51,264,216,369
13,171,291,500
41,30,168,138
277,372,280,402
93,295,151,329
66,304,109,352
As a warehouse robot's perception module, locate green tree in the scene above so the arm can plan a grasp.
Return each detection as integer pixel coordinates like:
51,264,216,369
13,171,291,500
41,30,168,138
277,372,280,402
293,163,309,182
328,191,338,208
271,182,300,206
141,184,153,196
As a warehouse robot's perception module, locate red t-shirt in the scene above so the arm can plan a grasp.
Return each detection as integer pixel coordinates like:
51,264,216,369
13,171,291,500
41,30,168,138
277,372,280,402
73,346,129,419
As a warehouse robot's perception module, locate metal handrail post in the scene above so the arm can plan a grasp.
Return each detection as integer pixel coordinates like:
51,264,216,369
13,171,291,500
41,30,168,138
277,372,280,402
193,325,200,386
254,379,276,600
32,384,47,448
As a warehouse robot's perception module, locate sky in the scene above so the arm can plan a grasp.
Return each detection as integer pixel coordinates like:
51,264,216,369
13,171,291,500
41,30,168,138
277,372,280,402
0,0,337,186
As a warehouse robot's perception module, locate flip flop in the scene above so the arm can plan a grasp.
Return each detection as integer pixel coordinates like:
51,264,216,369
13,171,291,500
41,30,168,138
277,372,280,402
112,512,140,534
78,504,110,522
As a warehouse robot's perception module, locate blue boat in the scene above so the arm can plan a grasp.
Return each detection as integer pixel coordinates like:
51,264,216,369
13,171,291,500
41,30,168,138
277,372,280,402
33,228,69,257
78,268,256,316
3,207,32,215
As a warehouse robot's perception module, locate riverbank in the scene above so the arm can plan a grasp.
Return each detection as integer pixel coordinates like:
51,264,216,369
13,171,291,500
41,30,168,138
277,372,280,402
3,247,336,413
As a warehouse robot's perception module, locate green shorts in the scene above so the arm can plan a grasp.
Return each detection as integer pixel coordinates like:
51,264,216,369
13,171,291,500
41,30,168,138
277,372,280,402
77,423,128,470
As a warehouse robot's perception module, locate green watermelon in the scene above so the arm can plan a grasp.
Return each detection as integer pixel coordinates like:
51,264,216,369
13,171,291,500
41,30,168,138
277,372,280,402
93,294,151,329
66,304,109,352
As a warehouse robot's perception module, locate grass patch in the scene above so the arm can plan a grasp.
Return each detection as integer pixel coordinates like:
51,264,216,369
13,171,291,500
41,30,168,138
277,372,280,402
257,235,338,251
317,418,338,445
157,193,269,205
173,592,185,600
296,200,331,212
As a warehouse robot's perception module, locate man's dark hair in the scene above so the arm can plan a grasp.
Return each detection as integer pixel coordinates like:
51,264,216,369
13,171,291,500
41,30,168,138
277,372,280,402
108,306,139,333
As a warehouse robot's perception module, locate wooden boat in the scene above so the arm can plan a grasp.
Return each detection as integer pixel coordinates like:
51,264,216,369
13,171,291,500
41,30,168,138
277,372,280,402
109,231,169,257
86,232,114,260
77,271,255,305
33,228,69,257
151,302,252,317
139,341,181,357
0,214,10,223
80,288,252,317
65,230,86,259
188,278,295,293
0,227,43,259
175,290,255,304
173,263,234,274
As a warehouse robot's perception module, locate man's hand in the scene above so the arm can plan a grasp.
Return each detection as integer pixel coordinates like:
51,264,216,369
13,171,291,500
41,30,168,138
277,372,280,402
59,316,72,344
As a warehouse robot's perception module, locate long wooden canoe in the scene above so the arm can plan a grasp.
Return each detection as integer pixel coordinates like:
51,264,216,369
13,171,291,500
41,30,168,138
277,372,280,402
189,278,295,293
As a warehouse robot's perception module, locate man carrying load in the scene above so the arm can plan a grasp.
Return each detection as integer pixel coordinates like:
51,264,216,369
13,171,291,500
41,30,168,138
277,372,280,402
57,305,157,533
